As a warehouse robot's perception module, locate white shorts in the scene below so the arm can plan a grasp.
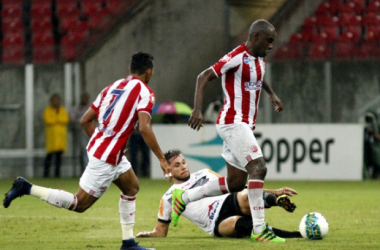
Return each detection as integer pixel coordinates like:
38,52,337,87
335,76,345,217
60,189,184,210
79,154,132,198
216,123,263,171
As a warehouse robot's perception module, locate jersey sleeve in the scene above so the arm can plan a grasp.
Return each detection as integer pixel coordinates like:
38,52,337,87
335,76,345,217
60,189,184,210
157,192,172,223
91,91,103,114
212,52,240,77
137,85,155,115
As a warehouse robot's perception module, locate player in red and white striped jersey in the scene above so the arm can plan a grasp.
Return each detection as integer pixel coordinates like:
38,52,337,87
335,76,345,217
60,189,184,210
3,52,168,250
173,20,285,243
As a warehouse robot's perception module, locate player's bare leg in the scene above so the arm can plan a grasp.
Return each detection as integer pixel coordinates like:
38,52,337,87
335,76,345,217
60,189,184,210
114,168,155,250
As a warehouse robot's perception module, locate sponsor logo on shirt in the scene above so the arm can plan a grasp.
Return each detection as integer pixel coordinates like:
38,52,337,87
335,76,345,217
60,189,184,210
98,124,116,136
189,176,209,189
244,57,254,64
208,200,221,220
244,80,262,91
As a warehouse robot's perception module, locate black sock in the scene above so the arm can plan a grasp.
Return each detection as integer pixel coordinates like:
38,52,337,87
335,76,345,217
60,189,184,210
263,192,277,208
235,217,302,238
269,226,302,238
235,217,253,237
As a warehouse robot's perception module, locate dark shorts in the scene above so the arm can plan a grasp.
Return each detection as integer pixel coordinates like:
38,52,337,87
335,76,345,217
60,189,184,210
214,192,245,237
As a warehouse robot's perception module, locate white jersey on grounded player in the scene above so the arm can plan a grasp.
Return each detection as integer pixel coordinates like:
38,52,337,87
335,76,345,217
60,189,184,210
158,169,229,236
87,75,155,165
211,43,266,130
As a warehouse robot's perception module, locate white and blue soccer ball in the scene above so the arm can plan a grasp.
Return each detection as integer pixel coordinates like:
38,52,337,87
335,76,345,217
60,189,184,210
299,212,329,240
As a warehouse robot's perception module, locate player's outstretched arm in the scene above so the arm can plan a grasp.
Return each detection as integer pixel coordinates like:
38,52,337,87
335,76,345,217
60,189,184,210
138,112,170,180
135,221,170,238
262,80,283,113
264,187,298,197
188,67,217,131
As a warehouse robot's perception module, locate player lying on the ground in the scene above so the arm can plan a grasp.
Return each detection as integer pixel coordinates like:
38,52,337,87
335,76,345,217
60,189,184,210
136,150,301,239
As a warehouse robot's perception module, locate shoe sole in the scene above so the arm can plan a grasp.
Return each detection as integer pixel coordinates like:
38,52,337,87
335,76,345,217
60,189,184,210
276,195,296,212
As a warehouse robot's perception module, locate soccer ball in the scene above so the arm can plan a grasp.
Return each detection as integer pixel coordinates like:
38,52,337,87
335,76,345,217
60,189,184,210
299,212,329,240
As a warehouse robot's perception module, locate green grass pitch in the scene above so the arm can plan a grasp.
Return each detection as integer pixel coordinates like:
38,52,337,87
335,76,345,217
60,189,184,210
1,178,380,250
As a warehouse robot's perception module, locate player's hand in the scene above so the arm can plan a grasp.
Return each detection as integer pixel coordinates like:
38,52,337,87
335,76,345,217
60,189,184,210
188,108,204,131
160,158,172,182
136,231,152,238
274,187,298,197
269,94,283,113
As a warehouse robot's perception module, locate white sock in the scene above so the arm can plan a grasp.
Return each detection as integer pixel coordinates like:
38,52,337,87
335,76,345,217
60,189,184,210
120,194,136,240
37,188,78,210
182,177,229,204
247,180,265,235
30,185,50,200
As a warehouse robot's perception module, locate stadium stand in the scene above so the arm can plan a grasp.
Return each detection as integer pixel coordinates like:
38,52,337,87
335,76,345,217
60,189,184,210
0,0,139,65
273,0,380,61
0,0,379,64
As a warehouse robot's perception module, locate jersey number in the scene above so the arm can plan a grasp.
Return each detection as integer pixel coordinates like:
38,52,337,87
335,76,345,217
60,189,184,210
103,89,125,120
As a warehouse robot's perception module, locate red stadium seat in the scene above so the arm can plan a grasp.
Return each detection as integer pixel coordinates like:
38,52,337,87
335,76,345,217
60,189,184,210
316,15,338,26
338,12,360,26
362,12,380,25
31,18,53,32
2,32,24,47
315,2,337,16
30,0,53,4
364,25,380,41
61,45,76,61
56,3,81,17
289,33,304,43
61,30,88,45
1,4,22,19
353,41,380,60
31,3,52,19
339,1,363,14
322,26,339,42
2,0,23,5
2,46,24,64
274,42,303,60
60,17,89,33
33,46,56,64
32,32,54,46
308,42,332,60
366,0,380,14
82,2,102,16
2,18,24,33
334,41,354,60
343,25,362,40
339,31,360,42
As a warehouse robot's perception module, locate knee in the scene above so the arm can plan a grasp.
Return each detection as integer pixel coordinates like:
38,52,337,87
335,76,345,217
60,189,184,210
123,184,139,197
227,177,246,192
247,158,267,179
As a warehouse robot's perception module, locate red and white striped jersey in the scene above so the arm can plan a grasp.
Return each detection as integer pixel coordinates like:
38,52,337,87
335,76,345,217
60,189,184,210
212,43,266,130
87,75,155,165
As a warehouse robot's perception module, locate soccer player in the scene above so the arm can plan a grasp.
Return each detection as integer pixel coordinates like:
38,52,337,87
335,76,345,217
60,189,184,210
136,150,301,239
3,52,169,250
173,19,285,242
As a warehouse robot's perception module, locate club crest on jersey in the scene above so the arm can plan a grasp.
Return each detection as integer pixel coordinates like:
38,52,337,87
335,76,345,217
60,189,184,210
244,80,262,91
244,57,254,64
